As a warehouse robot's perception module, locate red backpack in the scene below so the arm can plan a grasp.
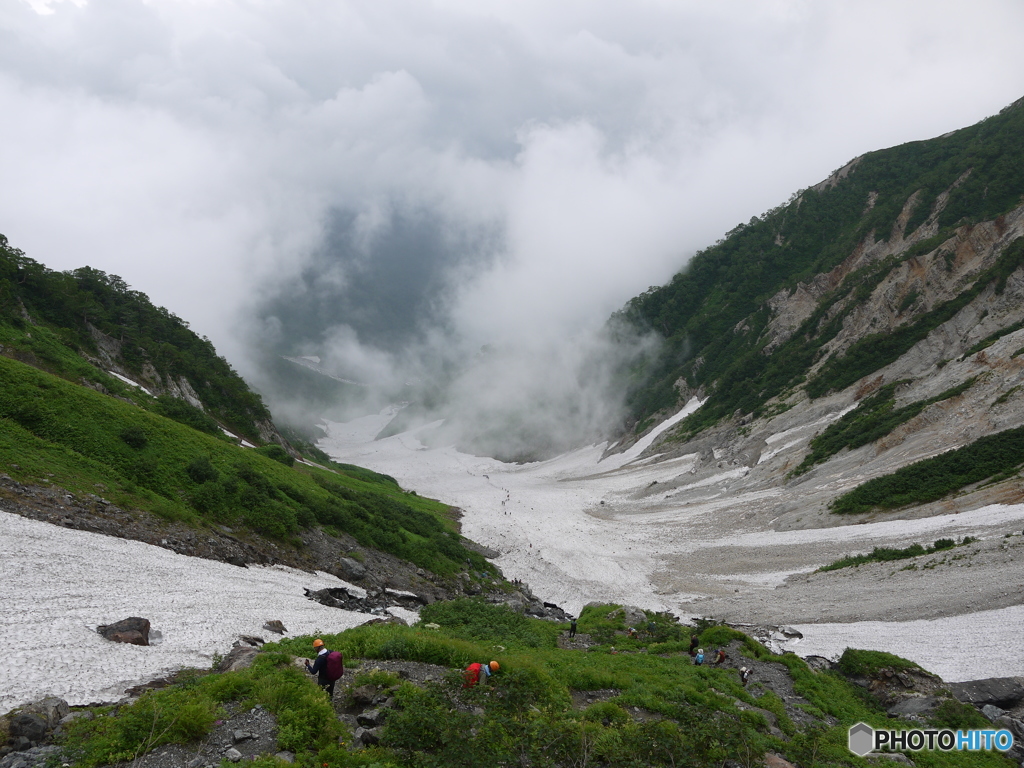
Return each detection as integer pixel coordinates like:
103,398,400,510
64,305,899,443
463,662,483,688
325,650,344,681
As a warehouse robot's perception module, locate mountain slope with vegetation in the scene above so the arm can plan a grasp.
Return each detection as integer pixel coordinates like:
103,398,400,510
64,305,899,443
0,234,497,586
614,96,1024,517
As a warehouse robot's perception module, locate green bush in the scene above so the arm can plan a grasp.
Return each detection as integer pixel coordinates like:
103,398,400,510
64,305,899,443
119,425,148,450
185,455,218,484
418,598,560,650
837,648,921,677
929,698,990,730
256,444,294,467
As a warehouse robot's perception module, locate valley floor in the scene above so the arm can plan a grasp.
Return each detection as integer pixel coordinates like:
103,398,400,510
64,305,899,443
319,402,1024,683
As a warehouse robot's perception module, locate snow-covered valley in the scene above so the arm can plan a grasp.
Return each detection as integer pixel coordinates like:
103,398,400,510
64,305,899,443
4,399,1024,717
319,401,1024,684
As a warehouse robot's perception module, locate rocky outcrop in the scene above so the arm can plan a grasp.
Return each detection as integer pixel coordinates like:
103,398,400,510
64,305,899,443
304,586,427,615
949,677,1024,710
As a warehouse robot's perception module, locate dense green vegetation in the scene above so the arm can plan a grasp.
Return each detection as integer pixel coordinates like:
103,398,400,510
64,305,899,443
0,347,489,576
617,98,1024,437
831,425,1024,514
0,234,270,440
54,604,1012,768
816,537,975,572
792,378,978,475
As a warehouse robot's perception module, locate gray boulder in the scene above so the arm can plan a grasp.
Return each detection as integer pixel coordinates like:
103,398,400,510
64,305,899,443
356,708,384,728
949,678,1024,709
349,685,378,706
22,698,68,729
97,617,150,646
995,716,1024,741
982,704,1007,721
336,557,368,581
611,605,647,628
887,697,940,717
218,645,261,673
8,714,47,745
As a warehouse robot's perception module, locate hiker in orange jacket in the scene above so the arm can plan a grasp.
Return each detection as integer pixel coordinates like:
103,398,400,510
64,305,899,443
463,660,499,688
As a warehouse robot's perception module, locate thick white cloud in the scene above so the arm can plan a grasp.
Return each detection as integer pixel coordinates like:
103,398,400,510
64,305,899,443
2,0,1024,412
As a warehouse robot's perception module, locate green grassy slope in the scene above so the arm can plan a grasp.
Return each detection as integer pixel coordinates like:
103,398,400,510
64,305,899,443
618,97,1024,438
0,351,489,576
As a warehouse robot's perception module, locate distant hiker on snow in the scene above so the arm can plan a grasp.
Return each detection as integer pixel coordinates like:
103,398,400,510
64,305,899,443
464,660,499,688
305,638,344,696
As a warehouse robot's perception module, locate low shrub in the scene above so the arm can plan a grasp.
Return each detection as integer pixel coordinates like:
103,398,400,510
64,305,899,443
837,648,921,677
418,598,561,650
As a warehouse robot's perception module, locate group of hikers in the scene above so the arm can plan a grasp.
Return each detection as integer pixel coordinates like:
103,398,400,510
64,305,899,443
686,635,751,685
303,624,752,697
301,637,501,694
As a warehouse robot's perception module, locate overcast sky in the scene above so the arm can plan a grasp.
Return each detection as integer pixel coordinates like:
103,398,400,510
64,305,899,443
3,0,1024,402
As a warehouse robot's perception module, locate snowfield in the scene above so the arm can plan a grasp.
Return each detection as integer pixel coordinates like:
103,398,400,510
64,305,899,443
0,513,369,715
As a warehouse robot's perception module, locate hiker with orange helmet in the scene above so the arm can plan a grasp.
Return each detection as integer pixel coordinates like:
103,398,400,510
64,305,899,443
463,660,499,688
305,638,343,697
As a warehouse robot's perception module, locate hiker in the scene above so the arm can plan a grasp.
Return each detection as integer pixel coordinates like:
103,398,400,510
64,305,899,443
689,634,699,656
694,648,705,666
627,627,638,639
304,638,343,697
646,621,657,638
569,618,577,638
740,667,751,686
464,660,499,688
714,648,726,665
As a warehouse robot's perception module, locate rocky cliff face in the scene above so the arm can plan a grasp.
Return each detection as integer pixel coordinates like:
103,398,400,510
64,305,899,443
649,199,1024,490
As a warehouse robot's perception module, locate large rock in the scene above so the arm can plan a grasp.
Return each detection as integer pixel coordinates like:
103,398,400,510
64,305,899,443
22,698,69,729
8,713,47,745
609,605,647,628
354,726,381,747
887,696,940,717
336,557,367,581
949,678,1024,709
97,617,150,646
218,645,261,673
356,709,384,728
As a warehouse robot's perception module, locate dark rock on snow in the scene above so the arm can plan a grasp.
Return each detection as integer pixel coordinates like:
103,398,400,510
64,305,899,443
97,616,150,646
